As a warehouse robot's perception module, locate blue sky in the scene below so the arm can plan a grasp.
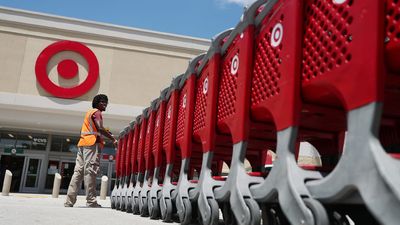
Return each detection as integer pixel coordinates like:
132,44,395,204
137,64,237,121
0,0,257,39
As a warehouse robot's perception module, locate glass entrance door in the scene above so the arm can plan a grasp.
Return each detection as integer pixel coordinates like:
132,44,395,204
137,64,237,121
21,157,42,192
60,161,75,191
0,155,25,192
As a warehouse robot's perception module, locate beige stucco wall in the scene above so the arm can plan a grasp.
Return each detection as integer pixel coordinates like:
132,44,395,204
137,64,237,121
108,49,188,106
0,32,27,93
0,31,196,107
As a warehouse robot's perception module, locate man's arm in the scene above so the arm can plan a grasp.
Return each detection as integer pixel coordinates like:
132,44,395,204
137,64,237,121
92,111,117,146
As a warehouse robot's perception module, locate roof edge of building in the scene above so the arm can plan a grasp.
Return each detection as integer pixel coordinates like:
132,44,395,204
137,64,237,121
0,6,210,52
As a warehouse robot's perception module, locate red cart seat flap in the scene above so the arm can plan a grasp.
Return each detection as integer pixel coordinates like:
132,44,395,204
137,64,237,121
125,129,134,175
193,71,208,135
120,127,129,176
385,0,400,73
212,176,227,181
247,171,268,177
300,164,335,173
390,153,400,159
130,121,140,173
193,29,232,152
152,102,165,167
145,110,156,170
137,117,147,172
176,84,188,143
301,0,385,110
250,0,303,130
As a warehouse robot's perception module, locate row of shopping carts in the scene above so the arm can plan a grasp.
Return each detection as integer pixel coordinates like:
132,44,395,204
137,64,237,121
110,0,400,224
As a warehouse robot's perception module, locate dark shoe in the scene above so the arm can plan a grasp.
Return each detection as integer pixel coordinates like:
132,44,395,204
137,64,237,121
64,203,73,207
86,202,102,208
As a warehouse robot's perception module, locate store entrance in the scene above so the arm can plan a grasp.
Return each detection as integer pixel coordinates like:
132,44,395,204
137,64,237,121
0,155,25,192
21,157,43,192
60,161,75,190
45,160,76,193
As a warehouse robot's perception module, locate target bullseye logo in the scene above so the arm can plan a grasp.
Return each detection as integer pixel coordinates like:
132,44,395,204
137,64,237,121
182,94,187,108
271,23,283,48
231,54,239,75
57,59,78,79
35,40,99,99
167,106,172,119
203,77,209,94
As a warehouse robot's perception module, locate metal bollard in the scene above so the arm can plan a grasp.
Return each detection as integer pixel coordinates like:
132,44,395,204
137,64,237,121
1,170,12,196
100,176,108,200
52,173,62,198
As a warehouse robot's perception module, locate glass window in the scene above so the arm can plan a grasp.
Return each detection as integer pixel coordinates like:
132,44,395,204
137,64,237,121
25,176,37,188
31,134,47,151
15,133,32,150
51,135,79,153
25,158,41,188
62,137,79,153
50,136,62,152
0,131,17,150
102,147,116,156
0,131,48,152
60,161,75,189
45,160,60,189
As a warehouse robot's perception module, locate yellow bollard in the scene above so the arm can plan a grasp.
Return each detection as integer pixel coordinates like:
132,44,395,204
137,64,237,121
1,170,12,196
52,173,62,198
100,176,108,200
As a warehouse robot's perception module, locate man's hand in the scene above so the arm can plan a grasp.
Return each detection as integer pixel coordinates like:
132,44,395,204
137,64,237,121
113,137,118,148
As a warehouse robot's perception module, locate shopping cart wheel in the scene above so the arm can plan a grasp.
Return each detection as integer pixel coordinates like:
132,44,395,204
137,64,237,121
132,196,140,214
198,198,220,225
149,197,160,219
160,198,173,222
303,198,329,225
139,191,149,217
126,196,133,213
116,196,121,210
261,205,289,225
120,197,126,211
208,198,220,225
222,203,238,225
331,211,351,225
178,198,192,225
140,199,149,217
111,196,115,209
245,198,261,225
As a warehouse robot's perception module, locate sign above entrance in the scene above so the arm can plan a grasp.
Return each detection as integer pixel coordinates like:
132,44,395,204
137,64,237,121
35,40,99,99
4,147,24,155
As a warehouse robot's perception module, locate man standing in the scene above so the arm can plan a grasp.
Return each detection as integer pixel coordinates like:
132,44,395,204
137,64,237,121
64,94,117,207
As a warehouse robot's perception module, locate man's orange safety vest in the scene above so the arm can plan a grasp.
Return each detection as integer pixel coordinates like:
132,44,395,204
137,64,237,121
77,108,103,148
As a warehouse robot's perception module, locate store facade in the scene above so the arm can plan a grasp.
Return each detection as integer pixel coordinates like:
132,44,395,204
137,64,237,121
0,7,209,194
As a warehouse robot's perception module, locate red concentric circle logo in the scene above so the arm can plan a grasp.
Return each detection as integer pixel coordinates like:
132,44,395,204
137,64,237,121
230,54,239,75
35,40,99,99
271,23,283,48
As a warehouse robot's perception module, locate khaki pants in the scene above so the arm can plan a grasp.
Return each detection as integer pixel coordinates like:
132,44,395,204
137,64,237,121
65,144,100,206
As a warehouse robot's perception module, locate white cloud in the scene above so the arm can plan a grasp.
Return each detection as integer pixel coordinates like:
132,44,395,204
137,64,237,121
217,0,258,7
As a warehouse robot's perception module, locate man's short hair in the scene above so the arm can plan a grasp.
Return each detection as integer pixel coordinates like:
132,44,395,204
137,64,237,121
92,94,108,108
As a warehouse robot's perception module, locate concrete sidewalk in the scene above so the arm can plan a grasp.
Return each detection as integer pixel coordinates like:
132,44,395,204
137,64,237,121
0,193,179,225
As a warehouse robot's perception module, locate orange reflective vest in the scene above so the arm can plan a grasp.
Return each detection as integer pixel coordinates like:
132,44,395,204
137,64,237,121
77,108,103,148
